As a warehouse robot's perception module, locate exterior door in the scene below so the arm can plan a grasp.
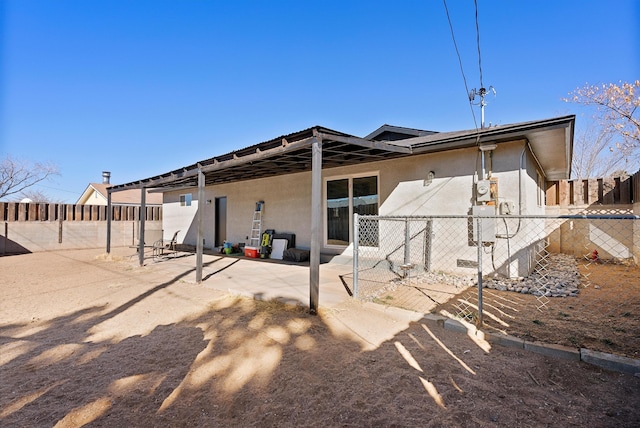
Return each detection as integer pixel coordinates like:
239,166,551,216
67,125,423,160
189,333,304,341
215,197,227,247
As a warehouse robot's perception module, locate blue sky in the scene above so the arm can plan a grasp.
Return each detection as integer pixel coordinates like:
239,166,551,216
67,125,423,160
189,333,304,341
1,0,638,203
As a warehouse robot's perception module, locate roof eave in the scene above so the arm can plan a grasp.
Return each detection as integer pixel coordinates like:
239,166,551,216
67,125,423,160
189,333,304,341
409,115,575,179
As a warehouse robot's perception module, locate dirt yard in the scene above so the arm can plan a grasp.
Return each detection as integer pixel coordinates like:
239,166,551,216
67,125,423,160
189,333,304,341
436,261,640,360
1,249,639,427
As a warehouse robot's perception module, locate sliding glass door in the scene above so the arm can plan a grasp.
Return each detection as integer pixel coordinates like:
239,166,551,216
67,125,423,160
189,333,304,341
325,174,378,247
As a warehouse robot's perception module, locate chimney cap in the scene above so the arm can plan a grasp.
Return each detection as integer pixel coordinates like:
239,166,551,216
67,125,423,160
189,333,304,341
102,171,111,184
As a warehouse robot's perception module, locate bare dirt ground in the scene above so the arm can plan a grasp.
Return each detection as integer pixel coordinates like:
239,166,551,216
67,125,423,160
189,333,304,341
436,261,640,360
1,249,639,427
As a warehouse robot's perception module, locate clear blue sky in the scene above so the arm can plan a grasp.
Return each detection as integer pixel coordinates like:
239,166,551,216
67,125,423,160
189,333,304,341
1,0,638,203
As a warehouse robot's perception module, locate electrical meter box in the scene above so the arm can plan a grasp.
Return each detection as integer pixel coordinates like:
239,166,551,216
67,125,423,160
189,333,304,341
472,205,496,243
476,180,492,202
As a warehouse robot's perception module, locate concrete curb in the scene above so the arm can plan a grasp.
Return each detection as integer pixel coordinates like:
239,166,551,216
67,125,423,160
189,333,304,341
580,348,640,375
524,341,580,361
338,301,639,376
434,315,639,375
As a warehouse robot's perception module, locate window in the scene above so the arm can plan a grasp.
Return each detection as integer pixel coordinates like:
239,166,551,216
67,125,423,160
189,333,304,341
180,193,192,207
325,174,378,247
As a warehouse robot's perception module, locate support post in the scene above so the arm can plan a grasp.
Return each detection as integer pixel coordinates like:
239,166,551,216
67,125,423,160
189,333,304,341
138,188,146,266
106,190,112,253
3,222,7,255
309,133,322,314
476,217,484,327
353,213,359,298
404,218,411,265
196,169,205,283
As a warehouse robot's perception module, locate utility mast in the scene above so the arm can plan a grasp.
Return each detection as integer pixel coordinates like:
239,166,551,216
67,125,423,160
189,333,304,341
469,86,496,128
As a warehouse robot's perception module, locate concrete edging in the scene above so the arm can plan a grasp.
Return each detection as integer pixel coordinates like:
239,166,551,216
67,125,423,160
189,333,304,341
435,315,639,376
580,348,640,375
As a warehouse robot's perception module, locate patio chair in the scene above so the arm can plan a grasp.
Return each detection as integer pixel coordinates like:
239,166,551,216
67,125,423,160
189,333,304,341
153,230,180,260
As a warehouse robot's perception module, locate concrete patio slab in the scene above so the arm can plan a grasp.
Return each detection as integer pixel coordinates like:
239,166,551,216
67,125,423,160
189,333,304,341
132,250,354,310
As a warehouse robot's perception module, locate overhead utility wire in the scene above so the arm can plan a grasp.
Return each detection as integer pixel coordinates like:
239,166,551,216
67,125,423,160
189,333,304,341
443,0,479,131
474,0,484,89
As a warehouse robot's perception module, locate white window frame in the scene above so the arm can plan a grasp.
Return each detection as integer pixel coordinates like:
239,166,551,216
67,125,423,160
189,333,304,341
180,193,192,207
323,171,379,249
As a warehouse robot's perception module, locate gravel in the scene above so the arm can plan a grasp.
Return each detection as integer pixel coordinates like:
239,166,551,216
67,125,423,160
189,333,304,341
482,253,581,297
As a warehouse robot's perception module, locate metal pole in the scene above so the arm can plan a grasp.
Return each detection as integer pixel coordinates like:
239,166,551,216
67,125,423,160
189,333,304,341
309,133,322,314
476,217,483,327
106,190,112,254
138,188,146,266
404,218,411,266
3,222,7,255
353,213,359,298
196,169,205,283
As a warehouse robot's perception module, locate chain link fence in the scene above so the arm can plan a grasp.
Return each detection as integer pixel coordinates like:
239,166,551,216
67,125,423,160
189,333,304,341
350,213,640,358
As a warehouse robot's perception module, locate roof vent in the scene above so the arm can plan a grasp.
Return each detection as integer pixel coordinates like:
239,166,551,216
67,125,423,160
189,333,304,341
102,171,111,184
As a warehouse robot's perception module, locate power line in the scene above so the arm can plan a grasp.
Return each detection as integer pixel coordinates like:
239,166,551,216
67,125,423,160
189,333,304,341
35,184,81,194
469,0,495,129
475,0,484,89
443,0,478,131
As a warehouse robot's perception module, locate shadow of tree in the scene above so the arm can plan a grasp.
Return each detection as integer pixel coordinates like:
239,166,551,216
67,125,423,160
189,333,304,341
1,262,640,427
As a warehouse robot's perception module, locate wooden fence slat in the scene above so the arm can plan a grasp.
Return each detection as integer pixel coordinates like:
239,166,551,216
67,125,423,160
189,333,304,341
8,203,17,221
574,179,584,205
49,203,57,221
18,203,27,221
559,179,570,206
28,203,37,221
544,174,636,207
602,177,615,204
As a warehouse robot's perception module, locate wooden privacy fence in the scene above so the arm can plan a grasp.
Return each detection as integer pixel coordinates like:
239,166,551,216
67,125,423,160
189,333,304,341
546,170,640,207
0,203,162,222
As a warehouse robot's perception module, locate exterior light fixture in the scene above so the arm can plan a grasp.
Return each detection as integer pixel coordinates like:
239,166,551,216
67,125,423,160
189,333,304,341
424,170,435,186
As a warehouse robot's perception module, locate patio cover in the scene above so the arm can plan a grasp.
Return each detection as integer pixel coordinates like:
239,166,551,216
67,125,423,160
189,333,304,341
106,115,574,313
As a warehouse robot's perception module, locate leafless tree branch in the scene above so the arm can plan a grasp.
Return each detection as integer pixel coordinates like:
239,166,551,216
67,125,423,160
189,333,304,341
0,155,60,200
564,80,640,177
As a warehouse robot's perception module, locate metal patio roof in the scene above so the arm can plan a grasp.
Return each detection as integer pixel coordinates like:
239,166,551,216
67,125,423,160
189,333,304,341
108,115,574,193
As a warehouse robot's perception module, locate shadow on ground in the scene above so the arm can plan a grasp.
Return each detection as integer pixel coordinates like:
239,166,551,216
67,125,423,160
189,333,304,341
1,256,639,427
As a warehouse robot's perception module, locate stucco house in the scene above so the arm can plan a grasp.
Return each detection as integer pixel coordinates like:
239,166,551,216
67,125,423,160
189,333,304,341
77,172,162,206
107,115,574,311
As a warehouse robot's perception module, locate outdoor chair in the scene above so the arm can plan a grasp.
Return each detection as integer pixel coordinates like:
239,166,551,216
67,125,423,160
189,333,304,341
153,230,180,260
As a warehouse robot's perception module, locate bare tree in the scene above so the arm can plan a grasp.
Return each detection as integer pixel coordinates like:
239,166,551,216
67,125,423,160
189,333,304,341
13,189,52,203
571,122,632,179
0,155,60,201
564,80,640,177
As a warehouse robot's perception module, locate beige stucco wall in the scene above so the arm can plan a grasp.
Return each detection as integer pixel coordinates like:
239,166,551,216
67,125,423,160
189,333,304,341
162,173,313,251
81,189,108,206
161,139,545,277
545,203,637,263
0,220,162,254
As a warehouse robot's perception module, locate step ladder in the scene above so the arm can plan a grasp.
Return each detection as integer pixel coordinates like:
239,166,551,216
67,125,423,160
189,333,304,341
249,201,264,247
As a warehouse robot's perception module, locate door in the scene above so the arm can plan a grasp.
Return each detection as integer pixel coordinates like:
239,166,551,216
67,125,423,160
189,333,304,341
325,175,378,247
215,197,227,247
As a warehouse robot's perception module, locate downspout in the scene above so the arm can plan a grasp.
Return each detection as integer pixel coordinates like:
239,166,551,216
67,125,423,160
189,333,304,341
520,139,545,216
493,142,528,277
519,142,526,216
